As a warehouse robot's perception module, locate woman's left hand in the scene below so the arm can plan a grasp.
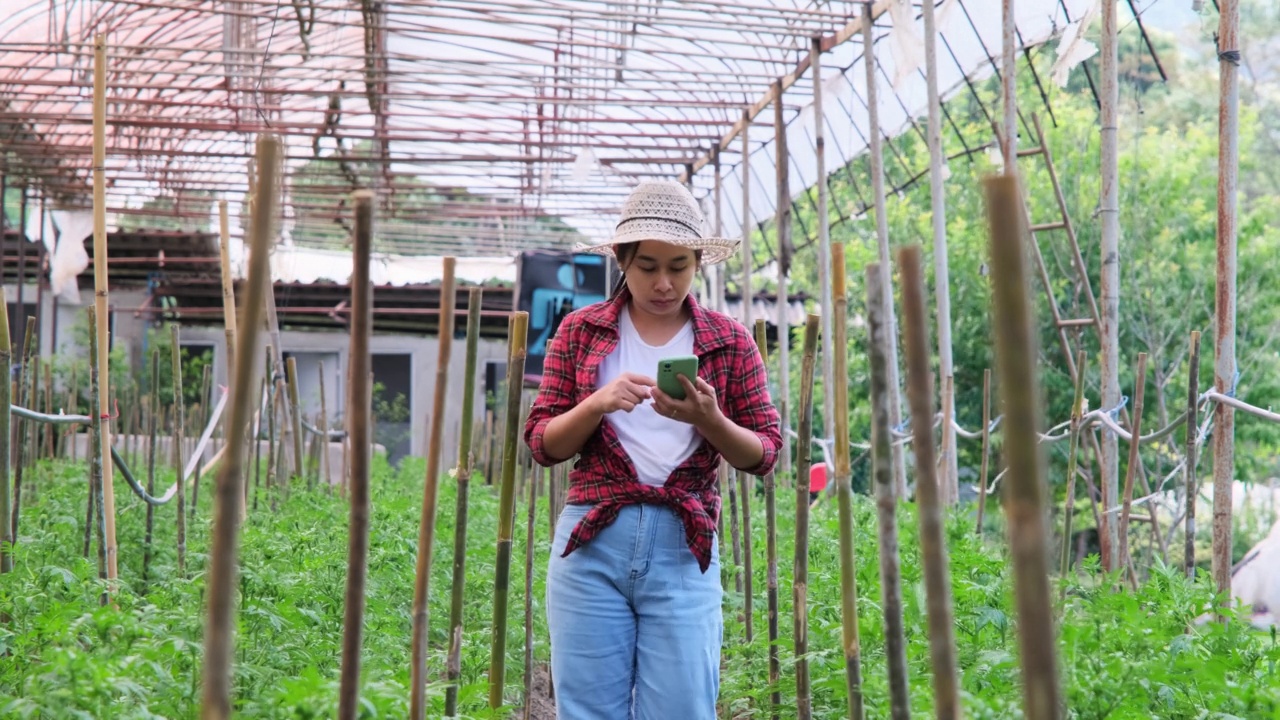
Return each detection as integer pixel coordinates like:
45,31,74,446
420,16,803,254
652,375,723,431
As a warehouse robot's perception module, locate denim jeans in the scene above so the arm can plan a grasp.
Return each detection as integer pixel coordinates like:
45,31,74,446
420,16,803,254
546,502,723,719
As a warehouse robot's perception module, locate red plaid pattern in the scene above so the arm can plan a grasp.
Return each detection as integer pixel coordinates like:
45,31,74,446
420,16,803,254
524,287,781,572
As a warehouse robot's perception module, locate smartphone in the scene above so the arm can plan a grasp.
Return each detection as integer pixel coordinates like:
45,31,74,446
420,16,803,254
657,355,699,400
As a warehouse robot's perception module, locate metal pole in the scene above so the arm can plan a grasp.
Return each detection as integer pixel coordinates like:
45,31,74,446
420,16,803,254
1002,0,1018,166
740,108,752,328
1212,0,1239,607
924,0,958,503
812,36,836,450
863,4,906,496
774,81,791,474
1099,0,1121,572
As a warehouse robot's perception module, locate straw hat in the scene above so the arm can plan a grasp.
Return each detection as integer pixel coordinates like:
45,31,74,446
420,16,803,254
575,179,739,265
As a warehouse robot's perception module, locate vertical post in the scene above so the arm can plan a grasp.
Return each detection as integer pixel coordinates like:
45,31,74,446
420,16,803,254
16,186,26,351
1119,353,1148,585
811,37,835,447
318,362,330,488
740,108,753,328
1184,331,1200,578
985,174,1063,720
92,34,120,585
172,325,187,577
143,350,159,592
862,5,906,497
1059,351,1087,579
976,369,992,536
200,134,279,720
0,306,10,574
409,257,457,720
285,356,304,487
338,190,374,720
773,80,791,475
793,314,819,720
924,0,958,498
1212,0,1239,609
1099,0,1122,572
754,318,780,719
1001,0,1018,166
713,149,726,312
830,242,863,720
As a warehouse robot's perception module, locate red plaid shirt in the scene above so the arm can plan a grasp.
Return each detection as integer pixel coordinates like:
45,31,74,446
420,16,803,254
524,287,782,573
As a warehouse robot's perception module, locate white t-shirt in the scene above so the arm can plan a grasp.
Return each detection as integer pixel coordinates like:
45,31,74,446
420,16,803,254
596,306,701,487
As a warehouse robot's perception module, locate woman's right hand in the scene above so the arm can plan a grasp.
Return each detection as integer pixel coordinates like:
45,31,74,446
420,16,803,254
589,372,656,414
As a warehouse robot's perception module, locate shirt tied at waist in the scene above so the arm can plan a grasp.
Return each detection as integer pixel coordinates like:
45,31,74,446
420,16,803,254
560,483,721,573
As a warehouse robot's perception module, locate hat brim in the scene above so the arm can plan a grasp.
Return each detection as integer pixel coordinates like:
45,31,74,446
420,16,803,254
574,235,740,265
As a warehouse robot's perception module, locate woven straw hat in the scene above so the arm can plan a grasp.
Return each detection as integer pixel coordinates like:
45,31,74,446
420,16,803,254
575,179,739,265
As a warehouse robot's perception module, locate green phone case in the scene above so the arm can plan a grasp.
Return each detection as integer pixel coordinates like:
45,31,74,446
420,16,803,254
657,355,699,400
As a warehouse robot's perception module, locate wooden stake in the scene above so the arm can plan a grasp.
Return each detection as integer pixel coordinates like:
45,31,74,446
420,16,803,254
1060,351,1087,581
143,350,159,593
173,325,187,577
521,458,539,720
738,447,755,644
91,35,120,585
10,318,35,541
285,356,304,487
68,365,78,463
1184,331,1201,578
977,369,992,537
338,190,375,720
0,305,11,573
408,256,457,720
728,466,744,596
43,363,53,459
488,311,529,709
200,134,280,720
1119,352,1148,587
831,241,863,720
754,317,781,719
445,287,484,718
866,264,912,719
794,314,820,720
984,173,1062,720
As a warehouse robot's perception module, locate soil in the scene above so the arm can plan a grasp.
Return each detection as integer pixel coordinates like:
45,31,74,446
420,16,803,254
514,663,558,720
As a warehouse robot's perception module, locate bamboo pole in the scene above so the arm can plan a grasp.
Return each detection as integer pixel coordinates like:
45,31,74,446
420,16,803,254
143,350,159,593
488,311,529,709
1212,0,1239,614
773,81,791,476
200,134,279,720
1059,351,1087,581
754,318,781,718
1184,331,1201,578
865,262,911,720
1119,352,1148,586
68,365,78,463
794,314,820,720
1001,0,1017,167
445,287,484,717
1099,0,1122,574
318,362,330,489
740,108,753,330
251,377,265,512
738,448,755,644
43,363,53,459
91,35,121,585
173,325,187,577
728,467,744,596
939,377,956,505
862,5,906,497
285,356,304,488
897,246,962,719
924,0,958,500
10,319,35,541
811,38,835,447
976,369,992,537
88,309,106,591
408,256,458,720
521,460,539,720
831,241,864,720
338,190,375,720
984,173,1062,720
0,305,10,574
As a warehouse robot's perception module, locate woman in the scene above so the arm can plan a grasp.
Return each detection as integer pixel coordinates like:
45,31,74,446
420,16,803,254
524,179,782,719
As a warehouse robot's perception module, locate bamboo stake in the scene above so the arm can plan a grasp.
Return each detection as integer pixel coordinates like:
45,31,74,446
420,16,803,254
1059,351,1087,581
194,364,211,518
0,305,11,574
773,81,791,476
1119,352,1148,587
898,246,963,719
338,190,375,720
1184,331,1201,578
251,377,265,512
68,365,78,463
984,174,1062,720
445,287,483,718
318,362,330,490
794,314,820,720
200,134,279,720
754,318,781,718
218,200,237,395
91,35,120,585
286,356,304,487
738,451,755,644
10,318,35,541
728,467,744,596
43,363,53,459
143,351,159,593
831,241,864,720
408,257,458,720
173,326,187,577
866,263,911,720
976,370,992,537
1099,0,1122,574
489,311,529,710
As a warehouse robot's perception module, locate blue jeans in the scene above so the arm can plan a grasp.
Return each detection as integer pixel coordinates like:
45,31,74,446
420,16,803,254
547,502,723,719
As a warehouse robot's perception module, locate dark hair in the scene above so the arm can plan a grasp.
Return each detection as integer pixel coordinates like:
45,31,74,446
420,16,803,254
608,241,703,299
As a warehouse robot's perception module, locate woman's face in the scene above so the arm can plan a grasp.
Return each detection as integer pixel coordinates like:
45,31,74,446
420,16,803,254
621,240,698,319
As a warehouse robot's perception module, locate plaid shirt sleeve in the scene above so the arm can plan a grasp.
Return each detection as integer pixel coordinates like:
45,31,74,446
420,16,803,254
524,313,579,467
724,325,782,477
